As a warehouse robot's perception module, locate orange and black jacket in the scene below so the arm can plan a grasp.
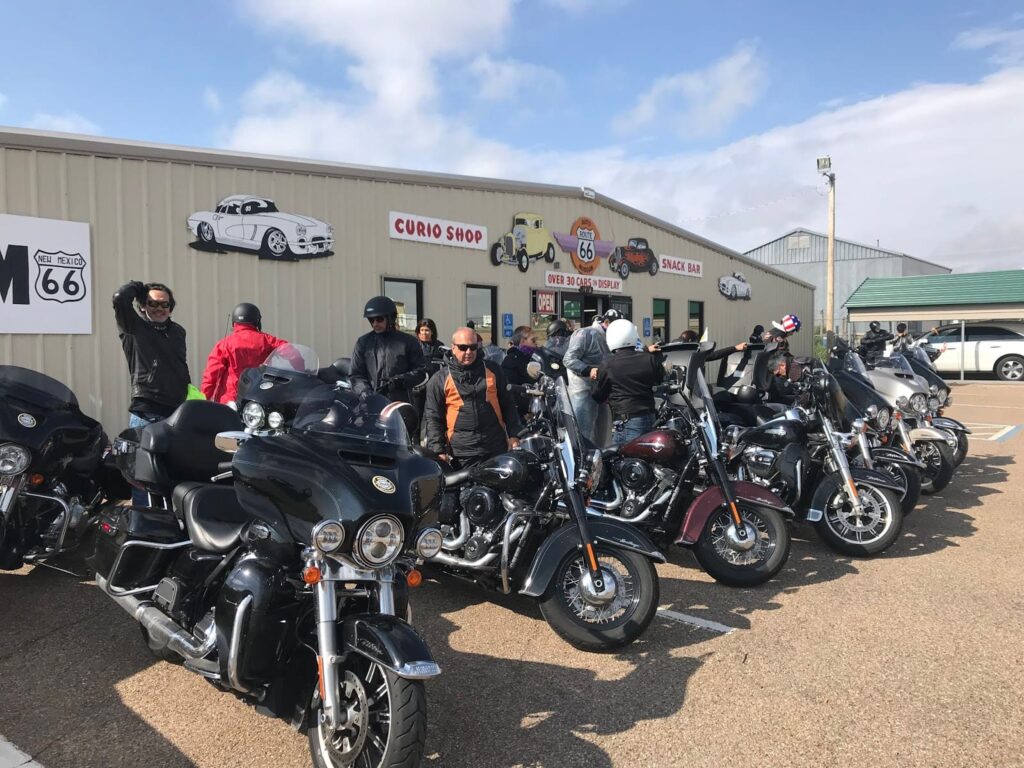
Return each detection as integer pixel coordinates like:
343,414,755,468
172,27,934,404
422,353,522,459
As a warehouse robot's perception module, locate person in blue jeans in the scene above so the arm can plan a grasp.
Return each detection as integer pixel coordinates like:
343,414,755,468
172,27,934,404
593,319,665,446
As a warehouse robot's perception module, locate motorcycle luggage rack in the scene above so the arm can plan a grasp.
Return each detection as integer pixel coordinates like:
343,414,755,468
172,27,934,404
102,539,190,597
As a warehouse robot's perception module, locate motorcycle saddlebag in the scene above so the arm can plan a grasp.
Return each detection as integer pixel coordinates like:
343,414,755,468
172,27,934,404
88,505,185,590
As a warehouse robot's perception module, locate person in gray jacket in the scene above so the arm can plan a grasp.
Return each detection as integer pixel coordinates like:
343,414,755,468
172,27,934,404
563,309,620,442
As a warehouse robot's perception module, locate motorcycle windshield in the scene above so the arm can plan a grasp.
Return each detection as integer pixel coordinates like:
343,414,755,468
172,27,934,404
844,351,870,377
262,343,320,375
0,365,78,410
554,377,585,462
876,354,914,374
293,390,414,449
906,346,934,369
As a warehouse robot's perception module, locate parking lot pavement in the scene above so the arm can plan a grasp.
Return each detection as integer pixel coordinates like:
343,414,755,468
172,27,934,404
1,382,1022,768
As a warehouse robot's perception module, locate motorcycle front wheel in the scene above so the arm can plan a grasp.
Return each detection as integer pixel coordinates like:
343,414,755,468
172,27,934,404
811,477,904,556
539,545,658,652
877,461,922,516
916,440,955,495
308,655,427,768
692,503,791,587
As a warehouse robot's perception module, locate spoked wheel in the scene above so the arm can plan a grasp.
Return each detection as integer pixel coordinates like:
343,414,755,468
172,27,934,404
916,440,955,494
539,546,658,652
811,478,903,556
876,462,922,516
693,503,790,587
308,655,426,768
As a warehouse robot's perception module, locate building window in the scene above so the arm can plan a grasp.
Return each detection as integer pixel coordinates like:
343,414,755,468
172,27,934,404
466,284,497,344
787,233,810,249
687,300,704,336
381,277,422,334
608,297,633,321
653,298,670,343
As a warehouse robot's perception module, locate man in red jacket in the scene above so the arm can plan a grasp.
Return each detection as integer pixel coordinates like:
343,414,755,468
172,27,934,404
200,303,289,404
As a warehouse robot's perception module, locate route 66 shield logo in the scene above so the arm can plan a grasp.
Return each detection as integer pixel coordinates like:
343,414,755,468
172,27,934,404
33,250,88,304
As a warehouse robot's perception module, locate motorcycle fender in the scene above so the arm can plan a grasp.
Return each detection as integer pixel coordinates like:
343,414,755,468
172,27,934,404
870,447,926,470
931,417,970,435
341,613,441,680
675,482,793,546
850,467,904,493
519,520,665,599
910,426,957,448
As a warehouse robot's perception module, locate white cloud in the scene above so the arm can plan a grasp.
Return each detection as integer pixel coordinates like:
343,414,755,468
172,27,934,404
612,43,767,139
952,20,1024,66
203,86,222,112
468,55,564,101
542,0,629,12
27,112,99,135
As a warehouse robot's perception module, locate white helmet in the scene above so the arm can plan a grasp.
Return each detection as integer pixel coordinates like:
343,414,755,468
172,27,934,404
606,319,639,352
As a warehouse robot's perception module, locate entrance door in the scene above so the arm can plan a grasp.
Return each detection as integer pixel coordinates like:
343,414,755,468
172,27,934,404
653,298,670,343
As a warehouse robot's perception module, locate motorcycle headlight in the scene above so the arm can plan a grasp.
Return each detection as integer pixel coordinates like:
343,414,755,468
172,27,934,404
312,520,345,553
295,224,307,238
0,443,31,475
941,389,950,406
354,515,405,568
928,396,940,411
583,448,604,489
865,404,879,420
909,393,927,414
242,402,266,430
929,384,939,395
875,407,891,430
267,411,285,430
415,528,443,559
895,396,909,412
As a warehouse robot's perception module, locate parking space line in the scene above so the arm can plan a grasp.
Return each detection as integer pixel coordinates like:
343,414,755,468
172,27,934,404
657,608,736,634
995,425,1022,442
957,421,1020,440
0,737,44,768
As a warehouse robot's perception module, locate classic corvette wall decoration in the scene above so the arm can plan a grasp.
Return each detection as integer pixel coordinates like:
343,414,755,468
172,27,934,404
187,195,335,261
718,271,752,300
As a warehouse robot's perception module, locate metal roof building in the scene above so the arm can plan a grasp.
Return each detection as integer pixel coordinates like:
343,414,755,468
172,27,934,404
844,270,1024,322
745,228,950,333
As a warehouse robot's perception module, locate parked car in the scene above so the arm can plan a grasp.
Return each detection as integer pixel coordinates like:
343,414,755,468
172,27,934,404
490,213,556,272
187,195,334,260
925,322,1024,381
608,237,658,279
718,272,752,300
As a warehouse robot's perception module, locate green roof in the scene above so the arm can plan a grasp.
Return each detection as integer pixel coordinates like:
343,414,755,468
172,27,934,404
845,270,1024,309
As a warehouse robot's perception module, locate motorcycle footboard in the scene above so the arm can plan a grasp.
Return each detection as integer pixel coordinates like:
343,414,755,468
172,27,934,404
341,614,440,679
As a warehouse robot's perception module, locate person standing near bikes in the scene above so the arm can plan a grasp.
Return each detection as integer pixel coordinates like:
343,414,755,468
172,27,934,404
350,295,426,405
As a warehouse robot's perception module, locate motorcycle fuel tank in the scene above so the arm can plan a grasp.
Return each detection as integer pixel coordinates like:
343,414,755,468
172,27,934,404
741,418,805,450
618,429,686,464
467,451,537,492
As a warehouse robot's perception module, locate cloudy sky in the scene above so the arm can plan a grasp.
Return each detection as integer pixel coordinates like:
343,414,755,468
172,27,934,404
2,0,1021,271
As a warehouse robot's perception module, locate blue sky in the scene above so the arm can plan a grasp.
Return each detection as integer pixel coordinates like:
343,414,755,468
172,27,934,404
2,0,1022,270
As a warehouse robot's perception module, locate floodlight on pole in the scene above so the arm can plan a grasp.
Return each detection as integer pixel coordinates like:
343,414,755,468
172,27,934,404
817,156,836,333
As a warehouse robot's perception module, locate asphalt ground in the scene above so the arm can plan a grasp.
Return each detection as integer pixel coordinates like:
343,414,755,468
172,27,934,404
1,382,1021,768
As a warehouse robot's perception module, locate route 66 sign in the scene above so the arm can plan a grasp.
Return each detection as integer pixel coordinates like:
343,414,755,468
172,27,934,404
34,250,87,304
1,213,92,334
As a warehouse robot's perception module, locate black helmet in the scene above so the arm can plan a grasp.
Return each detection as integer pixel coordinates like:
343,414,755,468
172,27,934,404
363,295,398,319
232,302,262,329
869,321,881,333
896,323,907,333
547,319,570,338
603,308,622,322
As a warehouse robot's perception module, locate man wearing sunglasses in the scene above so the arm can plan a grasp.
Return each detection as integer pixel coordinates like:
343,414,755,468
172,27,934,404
112,280,191,499
422,326,521,468
350,295,426,408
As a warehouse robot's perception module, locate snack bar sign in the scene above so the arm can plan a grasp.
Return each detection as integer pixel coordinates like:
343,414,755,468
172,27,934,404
389,211,487,251
1,213,92,334
658,255,703,278
544,270,623,293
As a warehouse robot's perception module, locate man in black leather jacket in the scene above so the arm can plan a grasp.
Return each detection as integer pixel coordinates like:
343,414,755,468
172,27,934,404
350,295,427,405
858,321,894,366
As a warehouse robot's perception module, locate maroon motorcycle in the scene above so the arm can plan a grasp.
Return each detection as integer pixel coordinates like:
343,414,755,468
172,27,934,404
588,344,793,587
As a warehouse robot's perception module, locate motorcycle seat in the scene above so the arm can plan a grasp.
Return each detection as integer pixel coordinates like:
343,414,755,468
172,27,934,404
138,401,242,487
172,481,249,553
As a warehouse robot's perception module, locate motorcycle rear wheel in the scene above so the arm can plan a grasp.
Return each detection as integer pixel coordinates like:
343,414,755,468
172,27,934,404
917,440,955,495
692,503,790,587
308,655,427,768
812,478,903,556
539,545,658,652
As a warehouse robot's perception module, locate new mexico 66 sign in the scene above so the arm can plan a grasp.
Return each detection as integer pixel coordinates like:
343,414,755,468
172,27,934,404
1,214,92,334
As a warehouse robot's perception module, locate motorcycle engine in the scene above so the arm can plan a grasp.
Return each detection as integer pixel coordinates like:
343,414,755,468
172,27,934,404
610,458,676,519
461,486,501,527
741,446,777,480
619,458,654,491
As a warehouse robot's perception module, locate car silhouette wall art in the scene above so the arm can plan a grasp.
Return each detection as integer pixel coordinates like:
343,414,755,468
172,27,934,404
718,271,752,300
187,195,335,261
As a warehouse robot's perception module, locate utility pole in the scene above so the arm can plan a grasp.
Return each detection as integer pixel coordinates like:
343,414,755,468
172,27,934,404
817,156,836,333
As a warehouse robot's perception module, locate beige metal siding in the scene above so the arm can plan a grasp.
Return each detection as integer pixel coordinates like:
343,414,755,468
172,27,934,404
1,137,812,434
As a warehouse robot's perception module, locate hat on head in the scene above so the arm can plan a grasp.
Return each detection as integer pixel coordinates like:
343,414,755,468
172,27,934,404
772,314,801,334
603,308,621,322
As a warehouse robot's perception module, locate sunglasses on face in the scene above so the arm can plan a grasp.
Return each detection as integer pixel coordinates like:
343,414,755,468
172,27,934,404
454,343,479,352
368,316,387,324
146,300,171,309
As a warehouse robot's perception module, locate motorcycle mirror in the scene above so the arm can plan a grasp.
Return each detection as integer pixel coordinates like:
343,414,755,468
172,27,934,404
526,360,543,380
215,430,250,453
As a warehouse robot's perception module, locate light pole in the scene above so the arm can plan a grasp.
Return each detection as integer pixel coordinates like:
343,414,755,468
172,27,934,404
817,156,836,333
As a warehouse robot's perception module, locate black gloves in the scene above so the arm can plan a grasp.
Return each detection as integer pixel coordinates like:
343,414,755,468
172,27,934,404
129,280,147,302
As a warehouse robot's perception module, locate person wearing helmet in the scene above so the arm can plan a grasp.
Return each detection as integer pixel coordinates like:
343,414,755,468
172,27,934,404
200,302,291,404
891,322,914,353
858,320,894,366
532,318,571,380
563,309,621,442
350,295,427,405
593,319,665,445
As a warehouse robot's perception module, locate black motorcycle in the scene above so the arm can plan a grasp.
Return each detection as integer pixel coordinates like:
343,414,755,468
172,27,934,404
0,365,127,572
425,374,664,652
91,374,441,768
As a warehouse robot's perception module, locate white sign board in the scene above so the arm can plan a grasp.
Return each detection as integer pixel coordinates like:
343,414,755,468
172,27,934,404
389,211,487,251
544,270,623,293
1,214,92,334
658,255,703,278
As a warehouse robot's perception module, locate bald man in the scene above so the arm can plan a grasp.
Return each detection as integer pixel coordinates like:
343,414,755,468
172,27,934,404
422,326,522,467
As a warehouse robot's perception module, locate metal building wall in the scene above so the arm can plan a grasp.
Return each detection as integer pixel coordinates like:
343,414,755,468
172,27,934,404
1,133,813,434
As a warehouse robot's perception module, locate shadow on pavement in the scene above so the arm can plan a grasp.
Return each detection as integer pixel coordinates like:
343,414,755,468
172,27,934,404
0,567,197,768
